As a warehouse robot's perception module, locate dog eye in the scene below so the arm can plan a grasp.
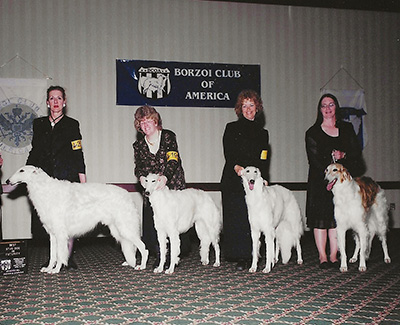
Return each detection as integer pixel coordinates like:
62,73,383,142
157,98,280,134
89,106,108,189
333,168,337,172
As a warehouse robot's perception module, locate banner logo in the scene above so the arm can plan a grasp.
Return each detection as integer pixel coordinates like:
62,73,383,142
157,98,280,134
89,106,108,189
138,67,171,99
0,97,40,154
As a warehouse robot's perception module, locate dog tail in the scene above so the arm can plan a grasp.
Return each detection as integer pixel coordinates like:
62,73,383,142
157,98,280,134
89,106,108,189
276,222,293,264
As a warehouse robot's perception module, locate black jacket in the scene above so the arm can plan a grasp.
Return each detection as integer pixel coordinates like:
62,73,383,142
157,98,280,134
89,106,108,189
26,116,86,182
221,117,270,192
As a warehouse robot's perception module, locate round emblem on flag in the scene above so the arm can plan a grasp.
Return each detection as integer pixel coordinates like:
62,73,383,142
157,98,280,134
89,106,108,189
0,97,41,154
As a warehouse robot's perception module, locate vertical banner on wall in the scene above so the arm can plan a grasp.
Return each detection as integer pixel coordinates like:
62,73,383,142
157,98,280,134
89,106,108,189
321,89,367,149
116,59,261,108
0,78,47,154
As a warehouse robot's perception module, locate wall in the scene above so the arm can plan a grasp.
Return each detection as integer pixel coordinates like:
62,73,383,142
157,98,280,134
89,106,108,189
0,0,399,238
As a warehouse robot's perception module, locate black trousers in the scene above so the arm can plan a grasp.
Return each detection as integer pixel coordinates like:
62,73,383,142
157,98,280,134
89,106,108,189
222,190,252,261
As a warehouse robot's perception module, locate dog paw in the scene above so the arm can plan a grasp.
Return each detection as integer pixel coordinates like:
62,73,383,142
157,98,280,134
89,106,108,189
201,260,209,266
213,262,220,267
297,259,303,265
121,261,129,266
339,266,348,272
249,267,257,273
384,258,391,264
262,267,271,273
359,266,367,272
165,268,175,274
349,258,357,263
153,267,163,273
134,265,146,270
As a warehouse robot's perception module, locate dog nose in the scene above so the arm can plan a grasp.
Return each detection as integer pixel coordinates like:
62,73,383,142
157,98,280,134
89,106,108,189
144,191,150,197
250,180,255,185
6,179,10,185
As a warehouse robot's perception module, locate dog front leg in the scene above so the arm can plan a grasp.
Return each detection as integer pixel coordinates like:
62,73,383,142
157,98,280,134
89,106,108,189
165,234,180,274
154,233,167,273
47,234,68,274
358,228,368,272
349,232,360,263
41,233,57,273
337,228,348,272
263,230,275,273
249,228,260,272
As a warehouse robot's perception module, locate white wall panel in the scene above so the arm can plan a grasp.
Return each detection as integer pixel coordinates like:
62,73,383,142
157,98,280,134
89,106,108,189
0,0,399,238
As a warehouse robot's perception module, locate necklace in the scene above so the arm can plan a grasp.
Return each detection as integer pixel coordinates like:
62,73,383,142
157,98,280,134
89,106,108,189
50,114,64,127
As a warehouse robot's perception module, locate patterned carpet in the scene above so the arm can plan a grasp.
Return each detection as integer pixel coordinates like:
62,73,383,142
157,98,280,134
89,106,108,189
1,230,400,325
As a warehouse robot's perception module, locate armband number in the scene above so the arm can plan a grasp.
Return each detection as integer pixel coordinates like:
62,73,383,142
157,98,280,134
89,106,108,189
71,140,82,150
166,151,178,162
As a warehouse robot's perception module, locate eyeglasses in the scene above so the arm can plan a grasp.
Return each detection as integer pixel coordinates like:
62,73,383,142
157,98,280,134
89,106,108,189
140,119,156,127
321,103,335,109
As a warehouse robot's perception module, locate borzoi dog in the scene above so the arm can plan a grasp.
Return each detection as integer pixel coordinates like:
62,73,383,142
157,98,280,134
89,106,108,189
7,166,148,274
325,163,391,272
141,173,222,274
240,166,304,273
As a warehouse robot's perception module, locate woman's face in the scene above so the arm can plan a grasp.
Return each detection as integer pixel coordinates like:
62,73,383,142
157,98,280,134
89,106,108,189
140,117,158,137
320,97,336,120
242,98,257,121
47,90,65,115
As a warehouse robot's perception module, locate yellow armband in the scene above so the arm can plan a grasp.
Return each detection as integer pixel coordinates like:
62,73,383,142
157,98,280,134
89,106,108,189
166,151,178,162
71,140,82,150
260,150,268,160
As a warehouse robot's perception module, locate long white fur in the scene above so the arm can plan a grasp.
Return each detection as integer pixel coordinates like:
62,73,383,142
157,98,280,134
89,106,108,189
325,163,391,272
140,173,222,274
240,166,304,273
7,165,148,274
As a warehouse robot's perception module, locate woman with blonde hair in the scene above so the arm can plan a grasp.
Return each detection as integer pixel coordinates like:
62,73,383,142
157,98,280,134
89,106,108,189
133,105,191,267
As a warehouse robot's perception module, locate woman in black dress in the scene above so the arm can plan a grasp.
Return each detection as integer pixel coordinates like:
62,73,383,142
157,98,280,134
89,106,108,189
221,90,270,271
27,85,86,269
305,93,365,269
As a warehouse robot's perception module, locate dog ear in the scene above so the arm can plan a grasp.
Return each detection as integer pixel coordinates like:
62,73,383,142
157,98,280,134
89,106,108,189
140,176,146,188
340,166,351,182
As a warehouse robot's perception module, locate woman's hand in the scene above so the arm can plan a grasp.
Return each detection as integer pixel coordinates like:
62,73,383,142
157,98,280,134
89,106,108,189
332,150,346,161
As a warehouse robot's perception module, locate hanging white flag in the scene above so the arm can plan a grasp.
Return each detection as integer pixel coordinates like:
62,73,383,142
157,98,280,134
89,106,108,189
0,78,47,154
321,89,367,149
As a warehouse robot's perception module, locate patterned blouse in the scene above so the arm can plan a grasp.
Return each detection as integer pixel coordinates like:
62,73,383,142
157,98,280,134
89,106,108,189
133,129,185,190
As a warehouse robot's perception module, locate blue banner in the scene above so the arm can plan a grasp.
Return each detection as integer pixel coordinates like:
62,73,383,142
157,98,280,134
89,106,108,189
116,59,260,108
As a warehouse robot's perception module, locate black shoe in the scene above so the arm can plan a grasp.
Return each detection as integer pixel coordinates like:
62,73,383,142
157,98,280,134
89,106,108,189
236,260,248,271
319,261,330,269
66,257,78,270
330,261,340,269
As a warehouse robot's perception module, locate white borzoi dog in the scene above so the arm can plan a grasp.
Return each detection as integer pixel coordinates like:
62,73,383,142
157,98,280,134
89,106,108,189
7,165,148,274
240,166,304,273
325,163,391,272
141,173,222,274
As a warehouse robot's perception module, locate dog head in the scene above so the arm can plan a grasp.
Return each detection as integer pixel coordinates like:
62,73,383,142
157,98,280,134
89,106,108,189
324,163,352,191
240,166,265,191
140,173,163,197
6,165,44,186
